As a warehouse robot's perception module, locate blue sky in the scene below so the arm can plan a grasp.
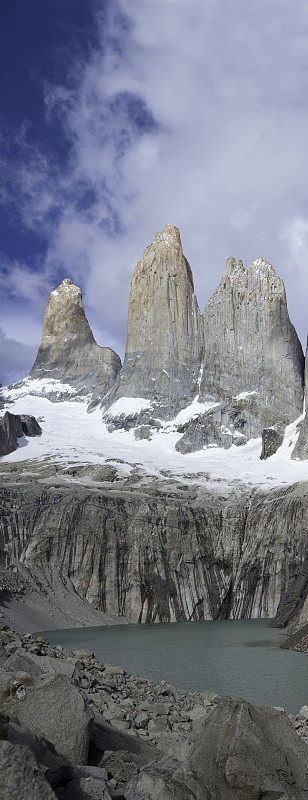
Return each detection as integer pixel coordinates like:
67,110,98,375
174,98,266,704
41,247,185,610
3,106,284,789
0,0,308,384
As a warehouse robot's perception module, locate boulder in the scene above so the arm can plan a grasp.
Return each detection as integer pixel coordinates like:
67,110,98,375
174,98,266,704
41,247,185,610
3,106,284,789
0,741,57,800
19,415,42,437
0,412,41,456
1,713,69,789
57,767,110,800
260,422,285,459
125,697,308,799
0,671,92,765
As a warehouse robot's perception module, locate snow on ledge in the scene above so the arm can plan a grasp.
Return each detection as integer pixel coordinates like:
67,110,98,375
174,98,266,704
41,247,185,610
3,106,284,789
3,377,79,401
172,397,219,426
233,390,258,401
105,397,152,418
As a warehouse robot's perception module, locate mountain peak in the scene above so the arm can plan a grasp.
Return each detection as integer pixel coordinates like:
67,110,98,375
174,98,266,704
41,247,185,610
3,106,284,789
104,225,202,411
29,279,121,399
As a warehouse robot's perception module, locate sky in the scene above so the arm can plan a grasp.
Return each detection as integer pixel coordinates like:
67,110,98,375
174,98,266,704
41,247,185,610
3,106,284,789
0,0,308,385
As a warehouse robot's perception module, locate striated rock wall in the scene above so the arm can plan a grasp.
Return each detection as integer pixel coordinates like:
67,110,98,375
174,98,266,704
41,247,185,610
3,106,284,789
292,338,308,460
30,278,121,400
104,225,203,414
177,255,305,452
0,472,306,624
200,256,304,425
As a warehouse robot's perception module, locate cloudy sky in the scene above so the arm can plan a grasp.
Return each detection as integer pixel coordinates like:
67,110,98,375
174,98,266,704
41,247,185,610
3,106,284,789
0,0,308,384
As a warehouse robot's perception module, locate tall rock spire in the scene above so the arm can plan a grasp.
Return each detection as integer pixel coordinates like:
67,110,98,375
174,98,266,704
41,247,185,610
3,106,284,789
105,224,203,413
176,256,304,452
30,278,121,399
199,256,304,426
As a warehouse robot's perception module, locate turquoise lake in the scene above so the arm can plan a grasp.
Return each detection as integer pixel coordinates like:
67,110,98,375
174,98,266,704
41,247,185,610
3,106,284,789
39,619,308,714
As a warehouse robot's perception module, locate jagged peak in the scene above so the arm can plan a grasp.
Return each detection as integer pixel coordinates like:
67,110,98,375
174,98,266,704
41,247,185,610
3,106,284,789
136,224,194,290
154,223,181,246
248,257,276,276
223,256,245,278
51,278,82,301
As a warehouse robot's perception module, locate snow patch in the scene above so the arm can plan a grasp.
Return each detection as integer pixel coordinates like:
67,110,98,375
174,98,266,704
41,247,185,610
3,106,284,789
0,391,307,492
104,397,152,418
3,377,81,402
234,390,258,401
172,397,219,426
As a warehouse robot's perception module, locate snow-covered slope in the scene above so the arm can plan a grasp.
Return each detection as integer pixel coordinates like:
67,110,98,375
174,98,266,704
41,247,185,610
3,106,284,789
1,389,307,490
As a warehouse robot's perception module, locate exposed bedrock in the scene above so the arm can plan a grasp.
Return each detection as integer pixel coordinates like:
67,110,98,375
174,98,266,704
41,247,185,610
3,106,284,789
103,224,203,415
0,475,307,624
0,412,41,457
29,278,121,400
200,256,304,423
176,255,305,452
293,338,308,460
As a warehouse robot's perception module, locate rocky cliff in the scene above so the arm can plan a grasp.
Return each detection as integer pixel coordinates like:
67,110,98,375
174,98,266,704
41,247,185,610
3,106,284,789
293,338,308,460
104,225,203,417
29,278,121,400
176,256,304,452
0,462,306,625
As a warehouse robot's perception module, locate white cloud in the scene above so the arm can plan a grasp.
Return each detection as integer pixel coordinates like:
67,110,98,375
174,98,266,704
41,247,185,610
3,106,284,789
1,0,308,381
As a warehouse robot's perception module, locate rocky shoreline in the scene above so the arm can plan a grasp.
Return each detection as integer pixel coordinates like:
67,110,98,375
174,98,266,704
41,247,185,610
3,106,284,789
0,623,307,799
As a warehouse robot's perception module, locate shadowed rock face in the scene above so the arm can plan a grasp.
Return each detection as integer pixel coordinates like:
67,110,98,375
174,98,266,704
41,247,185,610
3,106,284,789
292,339,308,460
200,256,304,425
0,412,41,456
30,278,121,399
104,225,203,415
0,467,307,625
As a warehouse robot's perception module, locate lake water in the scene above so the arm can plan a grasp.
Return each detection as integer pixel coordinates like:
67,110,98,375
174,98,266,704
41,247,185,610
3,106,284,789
39,619,308,714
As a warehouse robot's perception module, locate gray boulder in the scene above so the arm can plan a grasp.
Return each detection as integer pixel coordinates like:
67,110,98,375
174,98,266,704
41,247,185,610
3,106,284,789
0,741,57,800
0,671,92,765
1,713,69,789
260,422,285,459
0,412,41,456
125,697,308,799
58,768,110,800
19,415,42,437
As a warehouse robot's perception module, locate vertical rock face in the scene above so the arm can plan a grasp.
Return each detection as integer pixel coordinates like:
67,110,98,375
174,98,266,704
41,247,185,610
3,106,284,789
105,225,203,414
30,278,121,399
292,339,308,459
200,256,304,426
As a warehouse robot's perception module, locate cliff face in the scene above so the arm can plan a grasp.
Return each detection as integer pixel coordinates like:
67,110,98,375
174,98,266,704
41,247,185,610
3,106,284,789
176,256,304,452
0,465,306,625
201,256,304,423
104,225,203,415
292,339,308,460
29,278,121,400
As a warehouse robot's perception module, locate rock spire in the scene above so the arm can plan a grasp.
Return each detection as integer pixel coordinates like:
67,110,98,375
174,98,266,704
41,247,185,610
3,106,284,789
200,255,304,425
30,278,121,399
104,224,203,413
175,255,304,452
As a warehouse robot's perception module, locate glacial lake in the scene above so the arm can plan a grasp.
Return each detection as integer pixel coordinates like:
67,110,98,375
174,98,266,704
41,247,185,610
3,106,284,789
39,619,308,714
